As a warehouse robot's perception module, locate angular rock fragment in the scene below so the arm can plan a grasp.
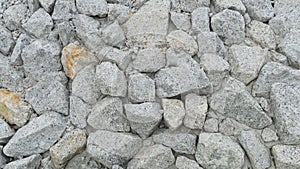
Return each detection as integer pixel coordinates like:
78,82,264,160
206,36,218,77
184,93,207,129
10,34,33,66
0,118,14,143
191,7,210,33
127,144,175,169
197,31,226,58
167,30,198,56
65,151,101,169
3,4,27,31
100,47,130,70
219,118,251,136
52,0,77,20
241,0,274,22
269,50,288,65
170,12,191,31
162,99,185,130
211,9,245,45
0,90,31,127
0,146,7,168
177,0,210,12
76,0,108,17
3,154,41,169
39,0,56,12
50,129,87,168
203,118,219,133
132,48,166,72
272,145,300,169
0,25,14,55
124,102,162,138
102,21,125,47
176,156,203,169
108,4,130,25
261,128,278,142
213,0,246,13
196,133,245,169
3,112,66,157
210,77,272,129
69,96,90,128
87,130,142,167
128,73,155,103
87,97,130,132
57,21,76,46
96,62,127,97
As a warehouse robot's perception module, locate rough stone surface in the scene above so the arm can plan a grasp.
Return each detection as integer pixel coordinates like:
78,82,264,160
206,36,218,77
167,30,198,56
219,118,251,136
52,0,77,20
213,0,246,13
0,118,14,143
39,0,56,12
191,7,210,33
0,146,7,168
162,99,185,130
100,47,130,70
184,93,207,129
10,34,32,66
69,96,90,128
0,25,14,55
3,4,28,31
176,156,203,169
65,151,101,169
76,0,107,17
170,12,191,31
3,154,41,169
128,73,155,103
241,0,274,22
197,31,226,58
261,128,278,142
272,145,300,169
102,21,125,47
203,118,219,133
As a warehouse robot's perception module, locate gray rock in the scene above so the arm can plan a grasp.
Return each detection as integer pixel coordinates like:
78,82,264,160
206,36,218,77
153,132,197,154
124,0,170,48
252,62,300,98
184,93,207,129
87,96,130,131
197,31,226,58
132,48,166,72
269,50,288,65
25,80,69,115
176,156,203,169
272,144,300,169
65,151,101,169
0,146,7,168
76,0,107,17
210,77,272,129
246,20,276,49
211,9,245,45
203,118,219,133
39,0,56,12
57,21,76,46
50,129,87,168
96,62,127,97
108,4,130,25
52,0,77,20
3,4,27,31
196,133,245,169
261,128,278,142
213,0,246,13
219,118,251,136
127,144,175,169
112,165,123,169
162,99,185,130
226,45,267,85
241,0,274,22
3,154,41,169
100,47,130,70
124,102,162,138
87,130,143,167
3,112,66,157
70,96,91,128
177,0,210,12
128,73,155,103
10,34,33,66
72,64,101,105
22,8,53,38
0,118,14,143
170,12,191,31
102,21,125,47
238,130,271,169
191,7,210,33
0,25,14,55
270,83,300,144
167,30,198,56
27,0,40,13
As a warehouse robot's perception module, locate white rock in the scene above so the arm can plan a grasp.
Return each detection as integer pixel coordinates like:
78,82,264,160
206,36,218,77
191,7,210,33
203,118,219,133
100,47,130,70
10,34,32,66
128,73,155,103
197,31,226,58
52,0,77,20
272,145,300,169
213,0,246,13
261,128,278,142
241,0,274,22
167,30,198,56
184,93,207,129
162,99,185,130
3,4,28,31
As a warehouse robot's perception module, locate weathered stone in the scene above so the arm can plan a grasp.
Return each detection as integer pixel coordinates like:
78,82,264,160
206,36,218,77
3,4,27,31
22,8,53,38
100,47,130,70
176,156,203,169
3,112,66,157
96,62,127,97
124,0,170,48
87,130,143,167
213,0,246,13
25,80,69,115
87,97,130,132
238,130,271,169
57,21,76,46
0,146,7,168
102,21,125,47
210,77,272,129
219,118,251,136
203,118,219,133
184,93,207,129
61,44,98,79
128,73,155,103
27,0,40,13
252,62,300,98
226,45,267,84
153,132,197,154
69,96,90,128
191,7,210,33
170,12,191,31
132,48,166,72
269,50,288,65
0,118,14,143
167,30,198,56
50,129,87,168
39,0,56,12
270,83,300,144
196,133,245,169
52,0,77,20
76,0,107,17
177,0,210,12
108,4,130,25
272,145,300,169
0,90,31,127
124,103,162,138
10,34,32,66
261,128,278,142
197,31,226,58
127,144,175,169
112,165,123,169
211,9,245,45
65,151,101,169
162,99,185,130
3,154,41,169
241,0,274,22
0,25,14,55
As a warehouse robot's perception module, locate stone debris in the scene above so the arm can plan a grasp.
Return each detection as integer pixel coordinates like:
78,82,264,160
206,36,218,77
101,21,125,47
170,12,191,31
100,47,130,70
176,156,203,169
52,0,77,20
167,30,198,56
184,93,207,129
10,34,33,66
65,151,101,169
0,118,14,143
272,144,300,169
0,146,7,168
69,96,91,128
0,25,14,55
76,0,108,17
241,0,274,22
128,73,155,103
213,0,246,14
203,118,219,133
197,31,226,58
162,99,185,130
3,154,41,169
39,0,56,12
3,4,28,31
261,127,278,142
191,7,210,33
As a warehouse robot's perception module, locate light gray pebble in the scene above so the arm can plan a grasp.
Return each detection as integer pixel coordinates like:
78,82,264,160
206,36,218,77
39,0,56,12
191,7,210,33
69,96,90,128
213,0,246,14
100,47,130,70
3,4,27,31
184,93,207,129
65,151,101,169
132,48,166,72
128,73,155,103
197,31,226,58
101,21,125,47
261,128,278,142
176,156,203,169
241,0,274,22
170,12,191,31
167,30,198,56
219,118,251,136
10,34,32,66
162,99,185,130
52,0,77,20
108,4,130,25
272,144,300,169
203,118,219,133
0,118,15,144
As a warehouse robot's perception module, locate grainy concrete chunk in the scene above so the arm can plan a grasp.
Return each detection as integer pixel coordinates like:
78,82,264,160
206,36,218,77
0,90,31,127
102,21,125,47
124,0,170,47
25,80,69,115
96,62,127,97
184,93,207,129
124,102,162,138
261,128,278,142
213,0,246,13
197,31,226,58
170,12,191,31
153,132,197,154
162,99,185,130
127,144,175,169
270,83,300,144
238,130,271,169
61,44,98,79
10,34,32,66
0,25,14,55
87,130,143,167
211,9,245,45
178,0,210,12
22,8,53,38
196,133,245,169
191,7,210,33
272,145,300,169
0,118,14,143
132,48,166,72
219,118,251,136
65,151,101,169
203,118,219,133
76,0,108,17
176,156,203,169
39,0,56,12
226,45,267,85
87,97,130,132
167,30,198,56
50,129,87,168
210,77,272,129
100,47,130,70
69,96,90,128
52,0,77,20
3,112,66,157
3,4,27,31
128,73,155,103
3,154,41,169
241,0,274,22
